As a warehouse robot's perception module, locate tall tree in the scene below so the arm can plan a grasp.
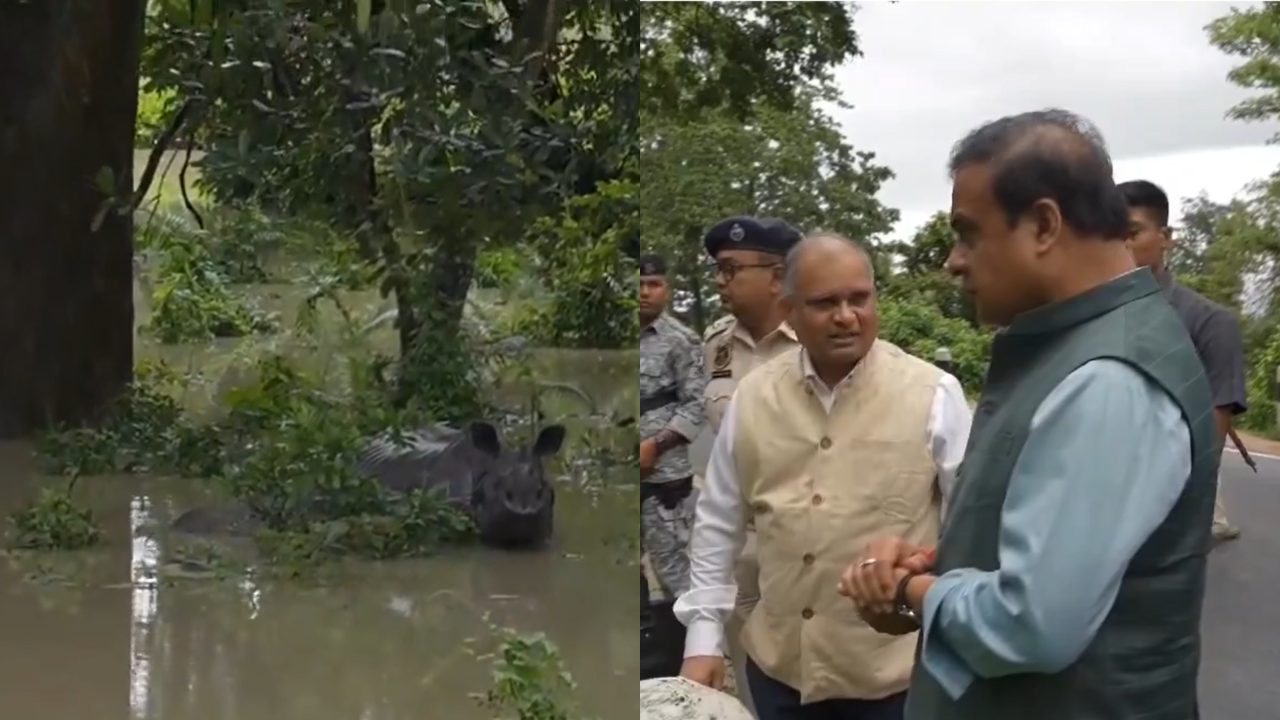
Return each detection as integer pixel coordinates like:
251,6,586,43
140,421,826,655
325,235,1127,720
142,0,635,412
641,1,862,118
879,212,975,325
636,2,884,332
0,0,146,438
1207,2,1280,136
638,93,895,331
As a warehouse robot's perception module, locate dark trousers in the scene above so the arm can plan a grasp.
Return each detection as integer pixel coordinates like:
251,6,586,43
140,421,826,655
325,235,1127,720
746,658,907,720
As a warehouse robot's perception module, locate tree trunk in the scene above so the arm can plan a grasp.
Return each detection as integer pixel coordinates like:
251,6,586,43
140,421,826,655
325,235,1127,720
0,0,145,438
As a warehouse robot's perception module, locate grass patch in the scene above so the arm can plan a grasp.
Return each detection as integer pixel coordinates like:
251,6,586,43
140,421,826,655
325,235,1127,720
7,481,103,551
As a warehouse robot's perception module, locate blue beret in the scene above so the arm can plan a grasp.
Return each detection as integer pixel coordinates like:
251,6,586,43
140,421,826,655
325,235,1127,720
703,216,802,259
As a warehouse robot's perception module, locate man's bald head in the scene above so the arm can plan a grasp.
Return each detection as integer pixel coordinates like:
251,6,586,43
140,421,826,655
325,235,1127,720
781,233,875,299
780,231,879,375
947,108,1129,240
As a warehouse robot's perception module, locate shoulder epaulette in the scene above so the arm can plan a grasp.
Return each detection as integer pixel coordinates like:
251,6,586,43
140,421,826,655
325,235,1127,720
702,314,735,342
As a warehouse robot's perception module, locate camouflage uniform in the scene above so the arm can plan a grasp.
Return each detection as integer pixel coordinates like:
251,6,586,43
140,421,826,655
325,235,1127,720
640,312,708,598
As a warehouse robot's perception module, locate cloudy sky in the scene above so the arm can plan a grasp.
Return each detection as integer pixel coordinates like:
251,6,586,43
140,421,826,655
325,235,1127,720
829,1,1280,239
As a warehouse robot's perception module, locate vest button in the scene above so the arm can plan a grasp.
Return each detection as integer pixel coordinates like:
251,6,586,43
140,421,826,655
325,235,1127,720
819,436,832,450
812,494,823,506
804,384,814,396
802,608,814,620
802,553,815,565
753,501,769,515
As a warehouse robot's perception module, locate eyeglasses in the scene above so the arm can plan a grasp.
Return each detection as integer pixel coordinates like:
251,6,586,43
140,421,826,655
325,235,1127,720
713,261,780,282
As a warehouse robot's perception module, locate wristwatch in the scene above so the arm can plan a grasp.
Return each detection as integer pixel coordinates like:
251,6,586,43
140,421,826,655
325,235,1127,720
893,572,921,625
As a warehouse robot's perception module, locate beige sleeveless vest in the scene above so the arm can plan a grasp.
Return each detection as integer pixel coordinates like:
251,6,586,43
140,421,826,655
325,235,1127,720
731,340,943,703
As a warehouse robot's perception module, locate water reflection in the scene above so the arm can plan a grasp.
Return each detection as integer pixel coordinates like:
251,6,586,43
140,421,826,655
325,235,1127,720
0,349,638,720
129,496,158,719
102,477,636,719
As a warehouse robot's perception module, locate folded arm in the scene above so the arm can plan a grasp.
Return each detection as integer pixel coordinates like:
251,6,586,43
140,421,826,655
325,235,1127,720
918,359,1193,699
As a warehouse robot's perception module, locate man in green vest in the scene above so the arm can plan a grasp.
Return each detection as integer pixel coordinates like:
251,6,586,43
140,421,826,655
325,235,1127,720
837,109,1218,720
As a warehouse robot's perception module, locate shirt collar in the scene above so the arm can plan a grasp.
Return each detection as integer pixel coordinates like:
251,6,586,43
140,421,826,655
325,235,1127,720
642,312,668,335
798,346,862,393
736,319,798,347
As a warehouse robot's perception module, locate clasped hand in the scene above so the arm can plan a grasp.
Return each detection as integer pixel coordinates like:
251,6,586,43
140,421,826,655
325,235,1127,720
837,537,934,635
639,438,657,478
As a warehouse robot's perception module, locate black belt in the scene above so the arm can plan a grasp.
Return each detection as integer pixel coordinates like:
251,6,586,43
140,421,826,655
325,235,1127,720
641,476,693,510
639,388,680,416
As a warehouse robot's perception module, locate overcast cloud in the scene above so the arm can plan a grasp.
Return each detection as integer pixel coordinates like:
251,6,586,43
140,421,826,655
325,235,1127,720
829,1,1280,238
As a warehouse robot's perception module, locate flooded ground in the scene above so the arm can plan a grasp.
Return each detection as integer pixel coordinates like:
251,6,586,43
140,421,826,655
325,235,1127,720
0,455,635,720
1,283,639,720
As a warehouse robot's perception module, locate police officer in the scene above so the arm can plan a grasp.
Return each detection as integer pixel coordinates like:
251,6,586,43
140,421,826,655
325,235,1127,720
640,253,709,598
702,217,805,430
699,216,802,713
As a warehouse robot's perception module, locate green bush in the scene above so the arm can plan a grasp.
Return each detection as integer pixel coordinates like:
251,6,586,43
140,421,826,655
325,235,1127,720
878,295,991,395
1241,326,1280,435
135,79,175,147
8,484,103,551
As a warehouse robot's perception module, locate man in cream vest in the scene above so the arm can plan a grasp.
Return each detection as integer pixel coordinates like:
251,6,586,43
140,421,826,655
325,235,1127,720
674,233,973,720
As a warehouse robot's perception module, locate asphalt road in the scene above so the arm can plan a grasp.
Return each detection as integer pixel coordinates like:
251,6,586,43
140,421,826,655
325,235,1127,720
1200,448,1280,719
687,434,1280,718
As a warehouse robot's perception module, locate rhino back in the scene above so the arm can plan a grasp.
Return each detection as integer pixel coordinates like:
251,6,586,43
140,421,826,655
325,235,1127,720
355,424,480,503
171,503,264,537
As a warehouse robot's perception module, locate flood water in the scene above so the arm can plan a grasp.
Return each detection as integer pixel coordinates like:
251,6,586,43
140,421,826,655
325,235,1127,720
0,346,639,720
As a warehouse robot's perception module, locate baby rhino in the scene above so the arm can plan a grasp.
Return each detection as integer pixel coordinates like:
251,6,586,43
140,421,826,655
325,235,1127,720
356,421,567,548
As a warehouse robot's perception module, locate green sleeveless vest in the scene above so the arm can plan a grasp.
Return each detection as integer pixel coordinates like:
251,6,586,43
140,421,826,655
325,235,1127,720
905,268,1218,720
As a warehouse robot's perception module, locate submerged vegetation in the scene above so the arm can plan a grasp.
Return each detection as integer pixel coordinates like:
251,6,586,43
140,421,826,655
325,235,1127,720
481,626,593,720
17,288,634,569
7,478,103,552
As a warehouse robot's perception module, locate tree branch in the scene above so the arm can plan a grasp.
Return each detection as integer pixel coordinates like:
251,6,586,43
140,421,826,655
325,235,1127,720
130,99,194,212
179,130,204,229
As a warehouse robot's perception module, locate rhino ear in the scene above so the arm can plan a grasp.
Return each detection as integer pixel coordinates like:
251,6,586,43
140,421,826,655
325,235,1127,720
469,422,502,458
533,424,567,457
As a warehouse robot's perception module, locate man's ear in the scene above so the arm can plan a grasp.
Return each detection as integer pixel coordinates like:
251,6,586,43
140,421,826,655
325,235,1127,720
769,262,785,291
1030,198,1064,253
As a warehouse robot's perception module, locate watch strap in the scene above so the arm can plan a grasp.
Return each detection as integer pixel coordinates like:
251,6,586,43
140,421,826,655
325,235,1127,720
893,572,920,621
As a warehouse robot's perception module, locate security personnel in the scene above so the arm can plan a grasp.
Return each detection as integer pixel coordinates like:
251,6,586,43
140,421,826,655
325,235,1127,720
640,253,709,598
702,216,804,432
699,216,802,714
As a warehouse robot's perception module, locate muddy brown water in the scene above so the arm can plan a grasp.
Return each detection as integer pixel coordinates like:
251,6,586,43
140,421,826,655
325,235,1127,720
0,344,638,720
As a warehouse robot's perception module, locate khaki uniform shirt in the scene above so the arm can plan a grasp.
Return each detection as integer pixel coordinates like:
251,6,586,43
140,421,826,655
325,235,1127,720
702,315,799,434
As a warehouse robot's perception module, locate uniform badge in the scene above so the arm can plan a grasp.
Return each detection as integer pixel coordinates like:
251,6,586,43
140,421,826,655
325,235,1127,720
711,340,733,379
729,223,745,242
